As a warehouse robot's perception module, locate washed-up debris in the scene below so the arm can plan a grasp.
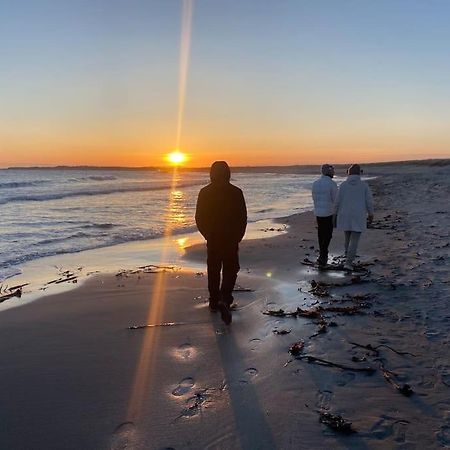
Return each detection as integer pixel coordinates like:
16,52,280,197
117,264,178,277
289,341,305,356
324,305,366,315
297,355,376,374
138,264,175,271
379,360,414,397
351,356,367,363
0,283,27,303
264,305,366,319
318,411,356,434
233,285,255,292
260,225,287,232
301,258,369,275
46,269,78,285
264,304,367,338
309,280,330,297
273,329,291,335
128,320,207,330
129,322,178,329
349,341,417,357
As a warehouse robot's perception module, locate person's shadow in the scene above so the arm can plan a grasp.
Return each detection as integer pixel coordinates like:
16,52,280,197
214,322,276,450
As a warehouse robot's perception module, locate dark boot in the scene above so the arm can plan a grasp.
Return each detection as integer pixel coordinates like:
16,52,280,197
218,301,232,325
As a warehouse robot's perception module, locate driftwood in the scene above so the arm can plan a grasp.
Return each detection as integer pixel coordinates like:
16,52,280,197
46,269,78,285
117,264,177,278
318,411,356,434
0,288,23,303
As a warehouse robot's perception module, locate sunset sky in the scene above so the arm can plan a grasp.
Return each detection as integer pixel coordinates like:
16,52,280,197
1,0,449,167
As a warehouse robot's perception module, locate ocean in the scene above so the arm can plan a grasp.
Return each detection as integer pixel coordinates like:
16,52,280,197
0,167,319,282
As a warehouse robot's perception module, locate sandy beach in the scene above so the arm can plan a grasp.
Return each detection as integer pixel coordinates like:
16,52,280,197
1,161,449,449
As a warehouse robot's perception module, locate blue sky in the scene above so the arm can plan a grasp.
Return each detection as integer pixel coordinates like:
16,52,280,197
1,0,449,166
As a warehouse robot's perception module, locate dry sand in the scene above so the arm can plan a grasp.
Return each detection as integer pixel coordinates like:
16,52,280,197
0,161,449,449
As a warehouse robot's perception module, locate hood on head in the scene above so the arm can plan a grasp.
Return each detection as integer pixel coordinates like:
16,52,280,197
210,161,231,183
347,164,361,175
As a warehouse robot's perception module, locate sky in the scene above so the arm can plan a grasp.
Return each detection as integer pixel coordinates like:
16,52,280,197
1,0,450,167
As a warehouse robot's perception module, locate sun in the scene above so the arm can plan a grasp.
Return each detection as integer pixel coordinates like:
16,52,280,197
166,150,187,166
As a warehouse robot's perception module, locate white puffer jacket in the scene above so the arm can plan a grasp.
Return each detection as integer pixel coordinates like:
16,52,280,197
312,175,338,217
335,175,374,232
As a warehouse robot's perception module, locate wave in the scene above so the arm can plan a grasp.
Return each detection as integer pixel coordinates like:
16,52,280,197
0,180,203,205
80,223,116,230
68,175,118,182
0,180,51,189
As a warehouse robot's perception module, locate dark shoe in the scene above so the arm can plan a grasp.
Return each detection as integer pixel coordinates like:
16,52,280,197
316,258,327,268
218,301,232,325
209,299,219,312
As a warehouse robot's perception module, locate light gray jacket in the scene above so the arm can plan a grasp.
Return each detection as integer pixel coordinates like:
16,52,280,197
335,175,374,232
312,175,338,217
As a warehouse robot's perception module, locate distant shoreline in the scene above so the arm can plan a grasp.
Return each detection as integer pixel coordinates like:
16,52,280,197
2,157,449,173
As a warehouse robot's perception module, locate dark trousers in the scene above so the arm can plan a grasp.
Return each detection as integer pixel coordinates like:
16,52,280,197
316,215,334,263
207,241,240,306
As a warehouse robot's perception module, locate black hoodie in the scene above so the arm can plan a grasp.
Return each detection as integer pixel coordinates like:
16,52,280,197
195,161,247,243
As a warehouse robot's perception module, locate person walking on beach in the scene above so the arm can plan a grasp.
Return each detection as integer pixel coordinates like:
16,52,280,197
312,164,338,267
334,164,374,270
195,161,247,324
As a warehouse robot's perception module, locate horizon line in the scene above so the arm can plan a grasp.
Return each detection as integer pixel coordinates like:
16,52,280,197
1,157,449,171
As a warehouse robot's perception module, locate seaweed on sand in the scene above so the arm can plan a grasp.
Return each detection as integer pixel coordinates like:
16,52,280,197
318,411,356,434
289,341,305,356
379,360,414,397
297,355,376,374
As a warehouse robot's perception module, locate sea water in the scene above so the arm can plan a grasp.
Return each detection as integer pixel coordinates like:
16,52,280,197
0,167,318,282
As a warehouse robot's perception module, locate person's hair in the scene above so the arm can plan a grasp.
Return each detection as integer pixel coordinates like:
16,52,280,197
347,164,361,175
210,161,231,183
321,164,334,176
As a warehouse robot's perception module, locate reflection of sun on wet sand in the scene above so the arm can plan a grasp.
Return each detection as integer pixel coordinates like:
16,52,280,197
0,160,449,449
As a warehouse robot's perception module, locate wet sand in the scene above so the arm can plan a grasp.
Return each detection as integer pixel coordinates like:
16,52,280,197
0,161,449,449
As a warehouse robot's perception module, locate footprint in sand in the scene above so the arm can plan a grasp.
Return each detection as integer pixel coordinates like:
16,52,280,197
368,415,410,441
239,368,259,384
172,377,195,396
442,370,450,387
174,343,195,360
425,329,441,340
316,390,333,410
335,372,356,387
249,338,262,351
437,425,450,446
181,392,208,418
110,422,136,450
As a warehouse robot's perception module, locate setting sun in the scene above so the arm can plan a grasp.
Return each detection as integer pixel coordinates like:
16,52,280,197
166,151,187,166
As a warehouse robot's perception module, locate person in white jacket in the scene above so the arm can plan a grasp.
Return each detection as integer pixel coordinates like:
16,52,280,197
334,164,374,270
312,164,338,267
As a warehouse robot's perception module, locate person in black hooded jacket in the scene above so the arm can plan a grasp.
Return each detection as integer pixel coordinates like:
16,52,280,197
195,161,247,324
